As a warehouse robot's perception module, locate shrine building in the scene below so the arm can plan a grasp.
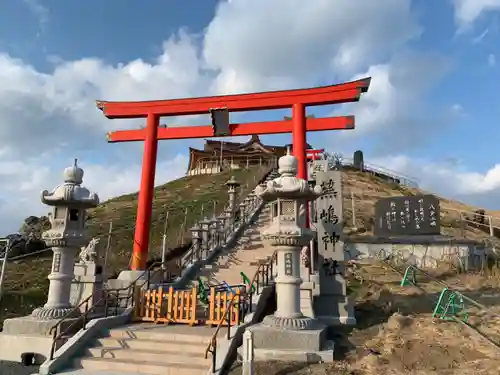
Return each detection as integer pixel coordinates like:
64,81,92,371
187,135,312,175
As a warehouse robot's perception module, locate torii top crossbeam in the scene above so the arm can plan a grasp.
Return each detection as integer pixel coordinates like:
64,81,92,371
97,78,370,118
96,77,371,271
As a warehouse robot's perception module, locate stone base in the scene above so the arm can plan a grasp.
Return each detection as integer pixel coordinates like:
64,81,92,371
2,315,83,336
262,314,320,331
31,306,80,320
239,340,335,363
0,333,62,363
0,314,82,363
248,320,327,352
313,294,356,326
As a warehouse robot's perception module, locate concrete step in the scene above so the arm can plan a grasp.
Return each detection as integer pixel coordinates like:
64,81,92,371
86,347,209,366
95,336,207,354
107,326,214,344
75,357,207,375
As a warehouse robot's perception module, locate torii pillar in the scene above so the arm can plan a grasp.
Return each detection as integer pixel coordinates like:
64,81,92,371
97,78,371,270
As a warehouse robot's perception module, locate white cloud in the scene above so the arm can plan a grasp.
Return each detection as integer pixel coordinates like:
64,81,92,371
453,0,500,29
203,0,422,94
488,53,497,66
370,154,500,209
451,103,464,114
23,0,50,32
472,28,490,43
0,0,482,235
331,53,451,152
0,30,211,158
0,153,188,235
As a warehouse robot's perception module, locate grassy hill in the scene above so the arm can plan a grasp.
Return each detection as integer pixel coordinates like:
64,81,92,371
0,166,269,327
1,164,499,327
342,169,500,243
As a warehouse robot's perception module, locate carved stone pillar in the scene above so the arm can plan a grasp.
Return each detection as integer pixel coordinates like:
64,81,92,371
225,176,240,215
216,214,228,243
209,216,219,249
199,217,211,259
190,224,201,262
239,201,247,223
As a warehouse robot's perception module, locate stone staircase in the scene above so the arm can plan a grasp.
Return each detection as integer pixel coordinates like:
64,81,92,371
198,204,274,287
69,324,216,375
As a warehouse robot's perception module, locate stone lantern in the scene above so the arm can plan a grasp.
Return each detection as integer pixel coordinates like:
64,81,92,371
189,224,201,262
247,191,258,212
225,176,240,215
198,217,212,259
32,160,99,320
209,216,219,249
241,201,248,221
248,149,329,356
216,214,228,243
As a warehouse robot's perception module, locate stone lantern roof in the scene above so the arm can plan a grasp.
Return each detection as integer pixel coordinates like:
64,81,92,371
255,149,322,201
40,159,100,208
225,175,240,188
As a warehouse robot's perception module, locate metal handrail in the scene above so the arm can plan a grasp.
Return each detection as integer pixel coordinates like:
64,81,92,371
442,206,500,224
0,239,10,304
48,261,165,360
340,157,419,188
204,251,277,371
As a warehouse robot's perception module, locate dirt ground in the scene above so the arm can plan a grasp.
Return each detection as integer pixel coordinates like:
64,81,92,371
229,262,500,375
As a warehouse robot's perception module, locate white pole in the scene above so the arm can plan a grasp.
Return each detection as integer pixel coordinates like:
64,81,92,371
242,330,254,375
0,239,10,304
220,141,223,172
103,221,113,282
489,215,494,237
161,211,170,271
351,191,356,228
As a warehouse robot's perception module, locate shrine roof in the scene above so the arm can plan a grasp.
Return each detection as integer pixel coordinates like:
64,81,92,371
203,135,287,153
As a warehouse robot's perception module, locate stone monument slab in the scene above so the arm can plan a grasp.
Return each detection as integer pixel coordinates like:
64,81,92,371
313,169,355,325
374,194,441,237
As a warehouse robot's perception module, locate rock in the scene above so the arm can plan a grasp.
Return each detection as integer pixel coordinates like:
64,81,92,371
0,216,49,259
385,312,413,330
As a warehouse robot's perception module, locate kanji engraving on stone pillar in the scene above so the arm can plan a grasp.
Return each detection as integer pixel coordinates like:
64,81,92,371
284,252,293,276
52,252,61,273
315,170,343,262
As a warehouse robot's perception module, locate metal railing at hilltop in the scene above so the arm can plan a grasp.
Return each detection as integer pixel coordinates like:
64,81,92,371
340,157,419,188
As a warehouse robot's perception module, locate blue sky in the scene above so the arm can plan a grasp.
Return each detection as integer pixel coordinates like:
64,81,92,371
0,0,500,233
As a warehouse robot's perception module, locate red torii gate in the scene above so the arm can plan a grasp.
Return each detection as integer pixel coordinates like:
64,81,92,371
307,149,325,161
96,77,371,270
